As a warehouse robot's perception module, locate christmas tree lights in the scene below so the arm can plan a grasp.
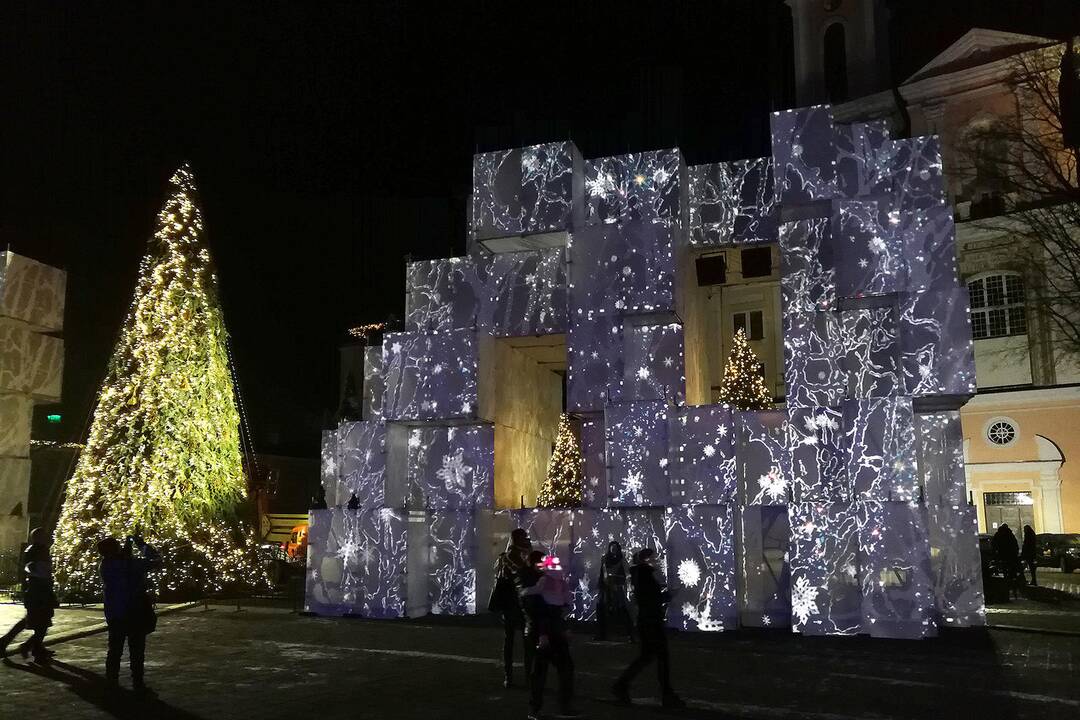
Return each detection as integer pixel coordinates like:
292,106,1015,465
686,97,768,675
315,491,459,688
537,414,584,507
717,329,773,411
52,165,266,599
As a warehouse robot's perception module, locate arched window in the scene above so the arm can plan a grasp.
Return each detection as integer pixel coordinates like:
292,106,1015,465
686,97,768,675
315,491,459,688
824,23,849,104
968,272,1027,339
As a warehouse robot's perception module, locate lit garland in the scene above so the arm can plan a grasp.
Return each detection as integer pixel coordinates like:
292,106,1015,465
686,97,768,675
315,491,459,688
716,328,773,411
52,165,268,599
537,414,584,507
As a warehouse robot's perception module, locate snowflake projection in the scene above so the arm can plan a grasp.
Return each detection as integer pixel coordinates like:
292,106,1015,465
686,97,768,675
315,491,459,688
637,366,650,380
791,575,820,626
761,614,772,626
408,431,422,449
681,599,725,632
757,469,788,503
436,448,472,491
677,559,702,588
337,538,361,564
703,444,716,458
623,472,644,495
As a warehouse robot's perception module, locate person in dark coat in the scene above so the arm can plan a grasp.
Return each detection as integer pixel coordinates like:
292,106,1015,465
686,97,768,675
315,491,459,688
991,524,1022,597
522,553,579,720
612,548,685,709
98,535,160,691
595,541,634,642
1020,525,1039,587
491,528,532,687
0,527,58,663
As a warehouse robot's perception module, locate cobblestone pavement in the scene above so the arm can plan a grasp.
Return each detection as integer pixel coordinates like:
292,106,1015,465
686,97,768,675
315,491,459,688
2,606,1079,720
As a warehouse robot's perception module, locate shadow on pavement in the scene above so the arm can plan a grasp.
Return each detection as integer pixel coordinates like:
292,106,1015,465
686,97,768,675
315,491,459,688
2,657,207,720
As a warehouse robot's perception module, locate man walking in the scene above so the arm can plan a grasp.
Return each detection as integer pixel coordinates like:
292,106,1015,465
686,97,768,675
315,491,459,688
612,548,685,709
0,527,58,663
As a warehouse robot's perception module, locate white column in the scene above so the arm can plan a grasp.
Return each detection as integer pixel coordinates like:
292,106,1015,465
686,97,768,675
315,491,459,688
1038,469,1064,533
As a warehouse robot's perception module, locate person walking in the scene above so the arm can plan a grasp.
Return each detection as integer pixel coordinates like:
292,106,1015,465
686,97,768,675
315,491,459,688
0,527,58,663
991,524,1022,597
595,541,633,642
1020,525,1039,587
490,528,532,687
523,553,579,720
98,535,160,692
612,548,685,709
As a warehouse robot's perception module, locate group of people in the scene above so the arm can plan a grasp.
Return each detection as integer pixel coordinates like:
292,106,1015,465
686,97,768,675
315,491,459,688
0,527,161,692
990,523,1040,593
490,529,685,719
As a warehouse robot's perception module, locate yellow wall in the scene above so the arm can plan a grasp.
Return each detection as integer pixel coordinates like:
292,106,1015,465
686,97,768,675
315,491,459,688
961,393,1080,533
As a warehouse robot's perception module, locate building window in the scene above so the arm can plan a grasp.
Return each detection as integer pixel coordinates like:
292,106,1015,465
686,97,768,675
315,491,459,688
824,23,849,104
968,273,1026,339
733,311,764,341
741,247,772,278
985,417,1018,447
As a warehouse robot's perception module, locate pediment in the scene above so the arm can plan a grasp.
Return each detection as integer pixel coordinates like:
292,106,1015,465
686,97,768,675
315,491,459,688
907,28,1057,83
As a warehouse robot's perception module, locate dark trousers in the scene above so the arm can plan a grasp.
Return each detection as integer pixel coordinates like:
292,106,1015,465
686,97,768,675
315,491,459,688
616,622,672,695
502,610,533,679
529,632,574,713
596,595,634,640
106,623,147,683
1024,560,1038,586
1,614,48,659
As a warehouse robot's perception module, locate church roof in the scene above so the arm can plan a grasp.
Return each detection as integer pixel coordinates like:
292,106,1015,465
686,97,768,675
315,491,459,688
905,28,1058,83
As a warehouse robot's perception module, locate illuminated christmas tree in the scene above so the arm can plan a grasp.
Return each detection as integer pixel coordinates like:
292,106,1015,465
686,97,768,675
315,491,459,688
537,414,584,507
53,165,265,598
717,328,773,410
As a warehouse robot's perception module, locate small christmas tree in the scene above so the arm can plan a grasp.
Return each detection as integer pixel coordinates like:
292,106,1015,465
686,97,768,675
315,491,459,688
717,328,773,410
537,414,584,507
52,165,265,598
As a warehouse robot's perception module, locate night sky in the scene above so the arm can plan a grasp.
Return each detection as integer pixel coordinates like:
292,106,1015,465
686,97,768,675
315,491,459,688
2,1,1075,457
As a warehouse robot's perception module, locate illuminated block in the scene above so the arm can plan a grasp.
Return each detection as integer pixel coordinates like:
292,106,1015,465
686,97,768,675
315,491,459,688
779,218,835,313
335,421,387,508
688,157,777,246
833,200,905,299
477,247,568,337
739,505,792,628
898,288,976,399
405,257,480,332
568,508,625,620
408,424,494,510
0,251,66,333
841,307,900,399
428,510,478,615
770,105,839,206
664,505,737,631
382,329,478,421
902,204,959,294
566,313,622,413
669,405,737,505
623,508,667,580
580,415,608,507
0,323,64,401
584,149,685,226
620,322,685,404
510,508,573,562
857,500,937,639
879,136,947,213
0,393,33,457
788,500,861,636
783,311,847,409
0,458,31,553
788,407,848,504
362,345,385,422
606,401,671,507
834,120,893,199
303,508,407,618
916,412,967,507
472,142,583,242
927,501,985,627
737,410,790,506
568,221,677,315
844,397,917,502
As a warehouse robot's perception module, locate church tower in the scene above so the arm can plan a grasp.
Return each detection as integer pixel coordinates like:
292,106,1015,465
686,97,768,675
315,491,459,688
787,0,892,106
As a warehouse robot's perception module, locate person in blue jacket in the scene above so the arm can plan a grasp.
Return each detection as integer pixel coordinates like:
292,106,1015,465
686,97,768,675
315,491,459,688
98,535,160,691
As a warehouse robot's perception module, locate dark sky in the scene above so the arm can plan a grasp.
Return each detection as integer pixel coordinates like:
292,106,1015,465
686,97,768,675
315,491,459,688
2,1,1075,458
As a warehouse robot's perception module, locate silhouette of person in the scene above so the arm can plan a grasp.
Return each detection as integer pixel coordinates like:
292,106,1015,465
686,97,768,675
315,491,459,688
490,528,532,687
0,527,58,663
595,541,634,641
612,548,685,709
523,553,578,720
98,535,160,692
1020,525,1038,587
991,524,1022,597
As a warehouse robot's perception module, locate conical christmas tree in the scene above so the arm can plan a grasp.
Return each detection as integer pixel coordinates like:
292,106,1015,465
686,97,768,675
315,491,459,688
537,414,584,507
717,328,773,410
53,165,265,598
